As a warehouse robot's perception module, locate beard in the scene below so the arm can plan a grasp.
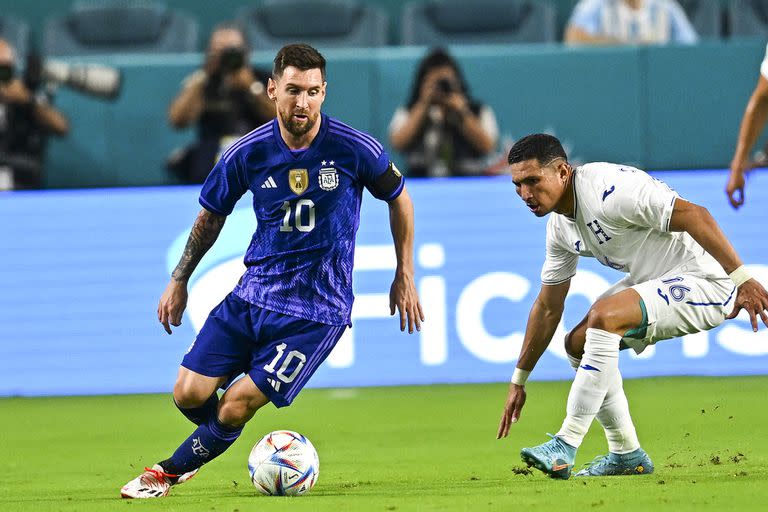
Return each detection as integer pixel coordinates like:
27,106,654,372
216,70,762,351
280,109,318,137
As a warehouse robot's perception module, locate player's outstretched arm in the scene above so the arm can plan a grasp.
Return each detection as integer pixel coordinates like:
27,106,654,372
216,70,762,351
669,198,768,331
158,207,226,334
728,74,768,209
497,281,569,439
387,186,424,334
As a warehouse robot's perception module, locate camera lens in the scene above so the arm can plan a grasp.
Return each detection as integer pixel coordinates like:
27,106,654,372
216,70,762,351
436,78,453,94
0,64,14,84
219,47,245,72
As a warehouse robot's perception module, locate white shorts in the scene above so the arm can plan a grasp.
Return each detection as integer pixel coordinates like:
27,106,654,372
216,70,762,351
599,271,735,354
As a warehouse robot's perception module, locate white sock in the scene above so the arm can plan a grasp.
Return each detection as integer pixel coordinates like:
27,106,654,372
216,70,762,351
557,328,620,448
595,371,640,454
566,352,640,454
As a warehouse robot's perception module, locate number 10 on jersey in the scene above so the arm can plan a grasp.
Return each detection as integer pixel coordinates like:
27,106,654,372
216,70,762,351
280,199,315,232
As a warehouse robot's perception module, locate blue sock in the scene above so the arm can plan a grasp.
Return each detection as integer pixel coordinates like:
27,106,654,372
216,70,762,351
174,393,219,426
159,417,243,475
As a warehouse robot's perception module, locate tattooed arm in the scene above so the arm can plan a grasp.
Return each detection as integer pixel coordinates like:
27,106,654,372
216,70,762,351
158,208,226,334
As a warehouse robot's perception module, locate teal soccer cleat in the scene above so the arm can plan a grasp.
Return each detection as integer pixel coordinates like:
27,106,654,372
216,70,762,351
520,434,577,479
575,448,654,477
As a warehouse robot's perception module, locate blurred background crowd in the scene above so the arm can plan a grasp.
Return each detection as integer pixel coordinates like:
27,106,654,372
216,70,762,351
1,0,767,191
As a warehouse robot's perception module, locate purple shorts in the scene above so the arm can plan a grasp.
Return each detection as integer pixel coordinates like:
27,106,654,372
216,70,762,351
181,293,346,407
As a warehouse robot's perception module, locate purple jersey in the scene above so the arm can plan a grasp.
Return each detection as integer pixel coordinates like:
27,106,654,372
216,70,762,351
199,114,403,325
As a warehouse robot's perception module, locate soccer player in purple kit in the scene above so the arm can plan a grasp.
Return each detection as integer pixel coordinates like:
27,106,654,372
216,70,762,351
121,43,424,499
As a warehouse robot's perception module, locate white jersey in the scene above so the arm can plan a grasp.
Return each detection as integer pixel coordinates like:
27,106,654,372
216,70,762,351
541,162,726,286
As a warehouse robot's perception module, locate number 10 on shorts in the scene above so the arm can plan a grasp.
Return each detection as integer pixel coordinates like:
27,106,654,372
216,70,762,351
263,343,307,384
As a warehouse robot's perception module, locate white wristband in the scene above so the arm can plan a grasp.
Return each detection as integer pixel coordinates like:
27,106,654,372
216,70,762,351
729,265,752,288
510,368,530,386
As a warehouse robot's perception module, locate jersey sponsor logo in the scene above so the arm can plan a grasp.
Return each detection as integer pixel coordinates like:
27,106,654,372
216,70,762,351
288,169,309,196
318,162,339,191
261,176,277,189
602,185,615,201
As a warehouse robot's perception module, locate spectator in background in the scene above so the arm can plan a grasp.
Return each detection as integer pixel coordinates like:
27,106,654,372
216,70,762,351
0,38,68,190
389,48,498,178
167,24,274,184
564,0,698,45
726,44,768,210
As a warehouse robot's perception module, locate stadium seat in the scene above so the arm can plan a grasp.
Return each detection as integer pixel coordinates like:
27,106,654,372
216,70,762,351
0,15,30,60
401,0,557,46
237,0,388,51
677,0,723,39
42,1,198,56
728,0,768,37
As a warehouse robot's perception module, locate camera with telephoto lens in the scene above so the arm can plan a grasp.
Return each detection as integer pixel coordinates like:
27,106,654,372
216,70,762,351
219,47,246,72
21,51,121,100
40,61,122,100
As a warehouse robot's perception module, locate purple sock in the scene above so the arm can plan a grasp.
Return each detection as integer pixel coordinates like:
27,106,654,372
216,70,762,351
160,417,243,475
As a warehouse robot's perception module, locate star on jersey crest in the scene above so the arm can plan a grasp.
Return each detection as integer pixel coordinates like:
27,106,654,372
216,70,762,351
319,159,339,191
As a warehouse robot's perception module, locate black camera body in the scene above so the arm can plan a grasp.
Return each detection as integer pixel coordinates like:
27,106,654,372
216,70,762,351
0,63,14,85
435,78,455,94
219,47,246,72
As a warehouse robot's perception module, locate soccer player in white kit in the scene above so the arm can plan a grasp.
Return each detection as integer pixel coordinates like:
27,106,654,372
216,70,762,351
727,43,768,209
496,134,768,479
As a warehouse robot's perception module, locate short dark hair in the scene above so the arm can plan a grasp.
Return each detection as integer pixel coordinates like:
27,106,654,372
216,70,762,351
507,134,567,165
273,43,326,81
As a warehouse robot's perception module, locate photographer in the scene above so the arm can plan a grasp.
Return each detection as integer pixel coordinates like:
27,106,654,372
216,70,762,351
167,24,274,184
389,48,497,178
0,38,69,190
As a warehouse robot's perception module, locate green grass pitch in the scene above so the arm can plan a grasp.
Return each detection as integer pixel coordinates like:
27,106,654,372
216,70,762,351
1,376,766,511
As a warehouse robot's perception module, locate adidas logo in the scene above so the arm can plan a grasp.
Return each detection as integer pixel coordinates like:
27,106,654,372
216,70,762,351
261,176,277,189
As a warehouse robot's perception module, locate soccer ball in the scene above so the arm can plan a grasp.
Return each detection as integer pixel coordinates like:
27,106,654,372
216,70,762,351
248,430,319,496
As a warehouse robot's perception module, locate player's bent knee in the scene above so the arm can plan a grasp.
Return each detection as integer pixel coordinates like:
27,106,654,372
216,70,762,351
172,368,225,407
586,302,625,334
173,379,215,408
564,329,585,358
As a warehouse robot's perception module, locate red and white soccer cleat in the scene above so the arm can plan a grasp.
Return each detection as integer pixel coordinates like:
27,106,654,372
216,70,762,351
120,464,199,499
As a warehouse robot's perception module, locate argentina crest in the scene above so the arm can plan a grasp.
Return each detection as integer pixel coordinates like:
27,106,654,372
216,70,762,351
318,160,339,191
288,169,309,195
